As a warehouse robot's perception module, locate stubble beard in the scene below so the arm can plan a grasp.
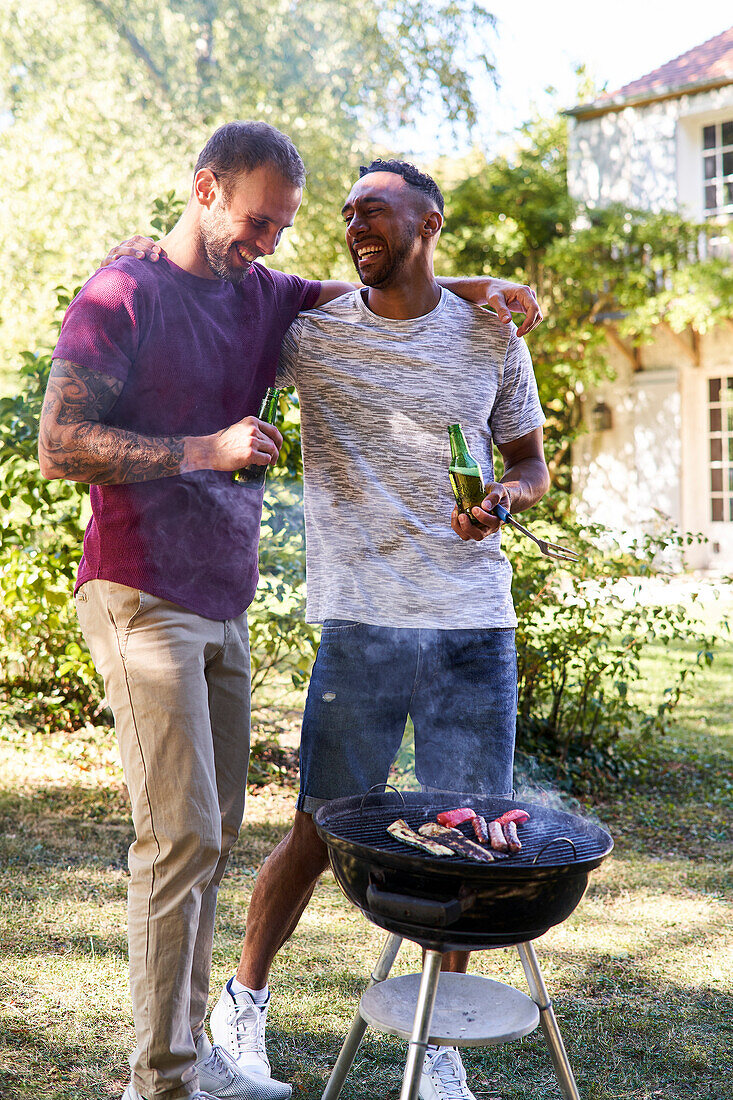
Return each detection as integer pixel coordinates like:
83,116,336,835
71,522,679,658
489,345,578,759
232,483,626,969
353,223,417,288
198,205,251,285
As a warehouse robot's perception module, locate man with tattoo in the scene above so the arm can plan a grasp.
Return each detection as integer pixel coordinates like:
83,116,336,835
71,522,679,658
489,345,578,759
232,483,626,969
40,120,542,1100
38,121,345,1100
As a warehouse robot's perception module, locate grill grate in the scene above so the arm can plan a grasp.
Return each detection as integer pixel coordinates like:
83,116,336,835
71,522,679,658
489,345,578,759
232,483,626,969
319,795,611,868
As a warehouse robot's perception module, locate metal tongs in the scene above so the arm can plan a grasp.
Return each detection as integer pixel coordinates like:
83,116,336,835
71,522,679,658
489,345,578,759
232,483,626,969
491,503,582,563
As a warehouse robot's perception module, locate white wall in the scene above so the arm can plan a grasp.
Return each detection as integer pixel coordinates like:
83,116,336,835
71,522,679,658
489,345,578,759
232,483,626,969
573,327,733,572
568,85,733,215
573,367,681,537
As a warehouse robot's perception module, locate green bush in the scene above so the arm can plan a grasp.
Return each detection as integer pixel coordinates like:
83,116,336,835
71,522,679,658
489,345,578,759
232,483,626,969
510,502,717,788
0,293,102,731
0,290,719,788
0,287,318,733
249,391,320,705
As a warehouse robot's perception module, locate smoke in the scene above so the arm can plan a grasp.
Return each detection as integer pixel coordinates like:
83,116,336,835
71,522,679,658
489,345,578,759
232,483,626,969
513,752,608,828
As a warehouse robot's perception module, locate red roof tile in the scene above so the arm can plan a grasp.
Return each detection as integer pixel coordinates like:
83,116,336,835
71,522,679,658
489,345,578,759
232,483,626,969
609,25,733,99
574,25,733,113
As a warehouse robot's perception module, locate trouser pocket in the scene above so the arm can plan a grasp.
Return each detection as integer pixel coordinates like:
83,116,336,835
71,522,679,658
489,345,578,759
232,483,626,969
105,584,147,659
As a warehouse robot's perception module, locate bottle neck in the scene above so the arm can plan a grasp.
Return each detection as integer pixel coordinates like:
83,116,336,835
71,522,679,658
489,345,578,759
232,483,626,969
448,424,470,464
259,387,280,423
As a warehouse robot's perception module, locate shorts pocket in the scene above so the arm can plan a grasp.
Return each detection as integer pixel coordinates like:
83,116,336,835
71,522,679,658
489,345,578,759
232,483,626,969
320,619,361,635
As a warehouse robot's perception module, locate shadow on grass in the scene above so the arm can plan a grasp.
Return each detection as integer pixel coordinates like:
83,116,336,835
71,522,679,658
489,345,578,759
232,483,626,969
0,963,729,1099
265,982,733,1100
590,753,733,868
0,805,294,899
0,1019,129,1100
0,782,130,820
0,928,128,960
0,784,296,875
0,784,133,872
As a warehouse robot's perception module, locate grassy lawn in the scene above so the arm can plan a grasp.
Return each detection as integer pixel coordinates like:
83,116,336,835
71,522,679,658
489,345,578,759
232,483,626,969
1,591,731,1099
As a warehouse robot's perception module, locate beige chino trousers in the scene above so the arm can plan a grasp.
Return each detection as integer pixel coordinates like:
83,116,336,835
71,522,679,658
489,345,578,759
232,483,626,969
76,580,251,1099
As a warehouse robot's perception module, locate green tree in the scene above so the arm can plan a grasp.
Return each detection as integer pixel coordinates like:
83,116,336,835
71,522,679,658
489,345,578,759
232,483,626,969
438,111,573,288
0,0,494,383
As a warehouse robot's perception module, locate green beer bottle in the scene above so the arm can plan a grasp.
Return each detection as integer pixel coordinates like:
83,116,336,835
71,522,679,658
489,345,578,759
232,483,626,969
233,387,281,486
448,423,485,527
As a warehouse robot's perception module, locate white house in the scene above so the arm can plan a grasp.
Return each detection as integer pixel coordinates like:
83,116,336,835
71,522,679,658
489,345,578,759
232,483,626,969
566,26,733,570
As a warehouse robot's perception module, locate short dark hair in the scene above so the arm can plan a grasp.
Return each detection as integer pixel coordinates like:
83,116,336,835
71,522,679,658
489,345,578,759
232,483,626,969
359,158,444,215
195,121,306,197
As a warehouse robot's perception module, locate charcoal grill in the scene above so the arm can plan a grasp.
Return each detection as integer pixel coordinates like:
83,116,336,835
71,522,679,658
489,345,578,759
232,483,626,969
314,789,613,1100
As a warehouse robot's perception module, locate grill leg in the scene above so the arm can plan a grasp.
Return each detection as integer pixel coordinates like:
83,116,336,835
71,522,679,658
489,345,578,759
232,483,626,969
517,941,580,1100
398,948,443,1100
321,932,403,1100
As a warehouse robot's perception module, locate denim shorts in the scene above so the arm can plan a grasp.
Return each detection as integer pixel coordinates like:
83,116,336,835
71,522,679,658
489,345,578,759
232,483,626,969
297,621,517,814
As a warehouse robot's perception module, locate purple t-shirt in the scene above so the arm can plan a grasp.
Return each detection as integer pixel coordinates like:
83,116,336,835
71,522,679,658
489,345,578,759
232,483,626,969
53,256,320,619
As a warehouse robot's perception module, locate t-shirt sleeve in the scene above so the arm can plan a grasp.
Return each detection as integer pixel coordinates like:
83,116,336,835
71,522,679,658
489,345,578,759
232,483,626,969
489,328,545,445
269,269,321,330
52,266,142,383
275,317,305,388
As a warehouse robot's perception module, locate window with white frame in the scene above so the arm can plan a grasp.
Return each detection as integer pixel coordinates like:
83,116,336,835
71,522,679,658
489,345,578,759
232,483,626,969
709,377,733,522
703,121,733,218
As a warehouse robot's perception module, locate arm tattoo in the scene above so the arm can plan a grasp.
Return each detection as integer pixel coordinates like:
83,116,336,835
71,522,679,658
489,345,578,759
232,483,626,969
39,359,187,484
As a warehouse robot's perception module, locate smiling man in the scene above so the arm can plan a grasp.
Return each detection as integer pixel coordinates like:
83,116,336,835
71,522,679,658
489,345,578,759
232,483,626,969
38,121,354,1100
208,160,550,1100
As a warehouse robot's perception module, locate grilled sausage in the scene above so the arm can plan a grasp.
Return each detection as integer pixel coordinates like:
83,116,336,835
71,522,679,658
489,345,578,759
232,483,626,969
472,814,489,844
488,819,509,852
419,822,494,862
388,819,453,857
503,820,522,853
496,809,530,827
436,808,477,828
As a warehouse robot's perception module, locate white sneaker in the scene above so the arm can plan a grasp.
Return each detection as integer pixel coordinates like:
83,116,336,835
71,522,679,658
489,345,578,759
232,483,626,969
121,1088,218,1100
195,1031,291,1100
210,978,271,1078
418,1046,477,1100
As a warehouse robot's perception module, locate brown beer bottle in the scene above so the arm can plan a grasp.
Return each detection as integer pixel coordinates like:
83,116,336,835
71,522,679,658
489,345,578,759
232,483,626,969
448,423,485,527
233,387,281,486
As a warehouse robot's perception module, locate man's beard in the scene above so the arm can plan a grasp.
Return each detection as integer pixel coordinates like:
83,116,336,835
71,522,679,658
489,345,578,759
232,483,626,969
198,205,252,284
352,223,416,288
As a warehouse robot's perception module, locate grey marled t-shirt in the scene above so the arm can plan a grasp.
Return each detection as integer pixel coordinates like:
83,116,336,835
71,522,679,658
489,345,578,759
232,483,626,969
276,288,544,628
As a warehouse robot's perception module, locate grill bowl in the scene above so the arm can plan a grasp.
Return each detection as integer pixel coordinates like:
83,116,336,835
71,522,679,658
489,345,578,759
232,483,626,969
315,791,613,949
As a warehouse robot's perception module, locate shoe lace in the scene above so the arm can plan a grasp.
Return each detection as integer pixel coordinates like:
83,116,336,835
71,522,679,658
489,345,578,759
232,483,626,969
232,999,267,1055
199,1043,237,1083
425,1048,470,1100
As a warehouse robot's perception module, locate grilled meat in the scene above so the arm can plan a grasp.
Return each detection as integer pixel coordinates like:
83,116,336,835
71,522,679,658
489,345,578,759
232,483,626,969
496,809,530,827
436,808,477,828
503,820,522,853
472,814,489,844
488,819,509,852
